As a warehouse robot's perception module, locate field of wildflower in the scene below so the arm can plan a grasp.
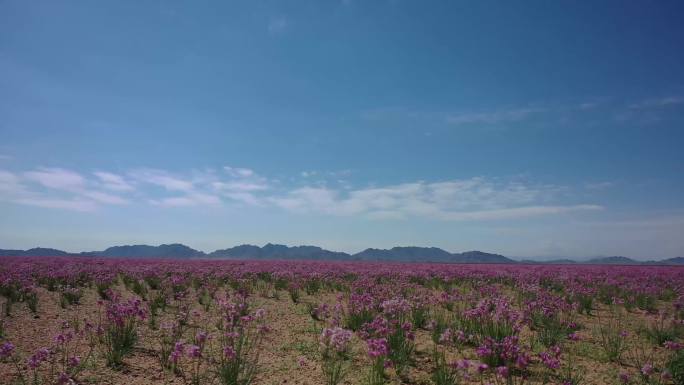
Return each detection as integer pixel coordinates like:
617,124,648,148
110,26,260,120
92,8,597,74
1,257,683,385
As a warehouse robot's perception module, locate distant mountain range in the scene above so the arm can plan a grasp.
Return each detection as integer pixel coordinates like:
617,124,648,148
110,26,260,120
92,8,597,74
0,244,682,265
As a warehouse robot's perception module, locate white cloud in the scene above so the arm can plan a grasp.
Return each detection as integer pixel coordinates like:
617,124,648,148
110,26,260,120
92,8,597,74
129,169,195,191
150,193,221,207
80,190,129,205
213,181,268,192
93,171,135,191
24,168,85,191
1,168,129,211
222,192,262,206
0,154,13,160
270,178,600,221
1,166,603,220
214,167,270,204
224,166,256,178
0,170,23,193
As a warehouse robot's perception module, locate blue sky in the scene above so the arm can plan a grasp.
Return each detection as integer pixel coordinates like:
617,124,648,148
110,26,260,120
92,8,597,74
1,1,684,259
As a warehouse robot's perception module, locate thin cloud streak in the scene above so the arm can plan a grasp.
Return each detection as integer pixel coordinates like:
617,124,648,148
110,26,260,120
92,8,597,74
629,96,684,109
446,107,546,126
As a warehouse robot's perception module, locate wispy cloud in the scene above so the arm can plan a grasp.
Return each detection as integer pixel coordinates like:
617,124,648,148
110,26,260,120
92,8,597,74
361,105,549,127
129,169,195,192
23,168,129,205
445,107,546,126
269,177,600,221
629,96,684,110
0,154,13,161
129,166,270,208
0,168,129,211
363,95,684,130
224,166,255,178
150,193,221,207
13,197,98,212
94,172,135,192
24,168,85,191
1,166,602,220
0,170,26,195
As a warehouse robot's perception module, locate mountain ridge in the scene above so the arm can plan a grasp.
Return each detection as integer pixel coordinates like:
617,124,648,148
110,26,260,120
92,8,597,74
0,244,682,265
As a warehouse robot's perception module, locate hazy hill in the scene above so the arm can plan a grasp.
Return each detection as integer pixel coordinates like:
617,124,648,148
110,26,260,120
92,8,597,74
353,246,452,262
0,244,681,265
455,250,515,264
586,256,639,265
209,243,351,260
94,243,205,259
0,247,70,257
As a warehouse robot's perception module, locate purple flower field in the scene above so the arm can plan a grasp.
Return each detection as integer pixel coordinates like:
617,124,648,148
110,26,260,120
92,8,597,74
1,257,683,385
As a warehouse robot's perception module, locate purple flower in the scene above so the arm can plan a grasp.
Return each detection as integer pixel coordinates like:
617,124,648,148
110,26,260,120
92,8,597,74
453,359,470,370
297,356,307,367
641,363,654,376
0,342,14,359
169,341,184,364
68,356,81,367
664,341,683,350
366,338,389,358
57,373,71,385
27,347,50,369
320,327,353,353
186,344,201,359
438,328,452,344
255,308,266,319
223,346,236,360
496,366,509,378
619,371,631,384
195,331,208,344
